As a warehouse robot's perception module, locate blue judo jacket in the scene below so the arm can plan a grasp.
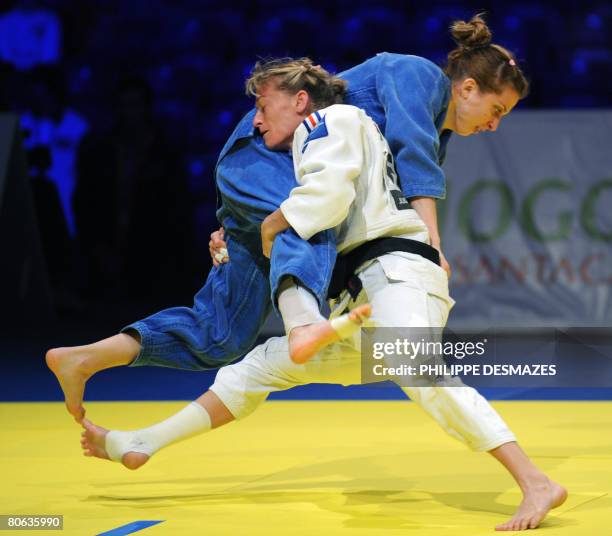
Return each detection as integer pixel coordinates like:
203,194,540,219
126,54,454,371
216,53,452,307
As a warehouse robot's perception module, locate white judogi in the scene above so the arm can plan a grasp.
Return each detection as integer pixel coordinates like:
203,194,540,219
281,104,429,254
211,105,515,452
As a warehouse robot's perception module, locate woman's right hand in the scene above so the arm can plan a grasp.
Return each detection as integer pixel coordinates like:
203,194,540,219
209,227,229,267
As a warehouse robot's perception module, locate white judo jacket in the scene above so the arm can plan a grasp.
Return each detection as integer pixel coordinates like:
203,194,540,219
280,104,430,255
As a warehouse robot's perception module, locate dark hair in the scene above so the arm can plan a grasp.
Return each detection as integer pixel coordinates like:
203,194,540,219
246,57,347,109
445,13,529,99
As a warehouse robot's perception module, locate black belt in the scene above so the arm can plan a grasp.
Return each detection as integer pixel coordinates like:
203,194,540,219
326,237,440,300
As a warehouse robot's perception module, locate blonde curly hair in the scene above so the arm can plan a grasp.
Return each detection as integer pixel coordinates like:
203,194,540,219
246,57,347,109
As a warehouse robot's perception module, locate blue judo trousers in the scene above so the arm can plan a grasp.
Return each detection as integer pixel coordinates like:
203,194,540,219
126,53,452,370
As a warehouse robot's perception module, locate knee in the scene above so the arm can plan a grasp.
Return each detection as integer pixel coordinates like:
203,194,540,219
195,339,252,364
193,322,261,362
122,328,142,346
211,373,266,421
226,336,259,360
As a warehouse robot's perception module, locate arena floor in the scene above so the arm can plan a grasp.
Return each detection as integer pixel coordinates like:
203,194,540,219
2,401,610,535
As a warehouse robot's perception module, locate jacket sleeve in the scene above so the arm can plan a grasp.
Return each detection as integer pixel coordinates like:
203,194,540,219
280,106,363,240
375,54,449,199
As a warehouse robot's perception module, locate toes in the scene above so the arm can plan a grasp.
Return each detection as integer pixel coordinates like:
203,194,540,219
66,400,83,416
350,304,371,323
528,514,541,529
81,417,94,431
350,312,366,324
495,521,510,531
74,408,85,424
495,517,519,532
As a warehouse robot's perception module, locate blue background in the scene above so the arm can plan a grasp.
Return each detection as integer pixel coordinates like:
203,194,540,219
1,0,610,401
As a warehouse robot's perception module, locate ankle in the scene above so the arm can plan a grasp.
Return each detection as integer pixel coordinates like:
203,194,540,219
519,473,550,493
77,354,101,377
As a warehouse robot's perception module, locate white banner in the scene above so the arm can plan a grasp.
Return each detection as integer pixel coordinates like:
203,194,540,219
442,111,612,327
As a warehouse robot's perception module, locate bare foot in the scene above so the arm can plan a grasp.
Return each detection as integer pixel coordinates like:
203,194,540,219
289,304,372,364
46,348,91,423
81,418,111,460
81,419,149,470
495,478,567,531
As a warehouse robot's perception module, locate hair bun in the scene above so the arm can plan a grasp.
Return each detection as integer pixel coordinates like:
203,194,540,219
450,13,492,51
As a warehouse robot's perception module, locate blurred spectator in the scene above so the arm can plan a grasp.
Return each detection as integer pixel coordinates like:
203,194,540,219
0,1,61,70
1,0,609,308
18,66,89,234
73,75,195,301
27,144,81,313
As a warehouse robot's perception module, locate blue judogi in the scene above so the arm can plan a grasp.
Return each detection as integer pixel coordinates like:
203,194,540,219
127,54,452,370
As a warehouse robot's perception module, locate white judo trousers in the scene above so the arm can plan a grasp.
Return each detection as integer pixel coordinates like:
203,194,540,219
211,253,516,452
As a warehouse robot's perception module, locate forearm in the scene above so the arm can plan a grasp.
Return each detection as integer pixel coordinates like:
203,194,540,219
409,196,441,248
279,184,353,240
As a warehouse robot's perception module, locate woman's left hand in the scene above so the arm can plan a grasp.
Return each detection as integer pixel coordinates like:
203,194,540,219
261,209,291,259
261,219,276,259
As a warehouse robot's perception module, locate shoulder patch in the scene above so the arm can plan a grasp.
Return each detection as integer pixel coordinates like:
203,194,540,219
301,113,328,153
302,111,323,133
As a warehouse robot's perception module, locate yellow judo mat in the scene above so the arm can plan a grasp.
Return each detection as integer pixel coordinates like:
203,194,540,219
1,401,611,535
